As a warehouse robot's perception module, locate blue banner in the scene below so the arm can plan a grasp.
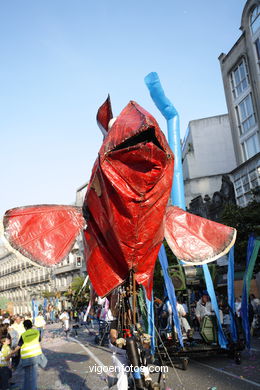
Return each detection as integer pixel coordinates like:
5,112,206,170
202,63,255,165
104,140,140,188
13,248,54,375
203,264,227,349
246,234,255,267
227,247,238,342
241,235,259,349
159,245,183,347
43,298,48,314
31,298,39,320
145,290,155,355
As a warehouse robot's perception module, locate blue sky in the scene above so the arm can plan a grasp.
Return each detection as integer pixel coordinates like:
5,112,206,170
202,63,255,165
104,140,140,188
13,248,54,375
0,0,246,216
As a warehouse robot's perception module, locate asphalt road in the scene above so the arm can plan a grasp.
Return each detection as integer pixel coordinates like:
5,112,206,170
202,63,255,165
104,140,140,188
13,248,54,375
70,324,260,390
12,323,260,390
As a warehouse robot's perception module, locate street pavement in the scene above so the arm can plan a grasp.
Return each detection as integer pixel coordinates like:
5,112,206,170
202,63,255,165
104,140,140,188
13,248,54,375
11,322,260,390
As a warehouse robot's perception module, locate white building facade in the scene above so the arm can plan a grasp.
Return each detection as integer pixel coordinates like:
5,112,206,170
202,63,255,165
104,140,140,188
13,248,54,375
182,114,236,207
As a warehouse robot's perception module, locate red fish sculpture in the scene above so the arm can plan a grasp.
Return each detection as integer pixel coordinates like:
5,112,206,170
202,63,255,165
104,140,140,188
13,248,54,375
1,97,236,298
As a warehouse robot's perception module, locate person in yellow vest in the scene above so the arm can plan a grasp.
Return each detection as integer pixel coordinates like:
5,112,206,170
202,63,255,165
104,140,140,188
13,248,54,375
0,335,12,390
6,320,47,390
34,312,46,340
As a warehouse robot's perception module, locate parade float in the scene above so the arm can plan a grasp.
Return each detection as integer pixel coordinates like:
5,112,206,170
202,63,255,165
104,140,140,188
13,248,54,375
1,73,252,389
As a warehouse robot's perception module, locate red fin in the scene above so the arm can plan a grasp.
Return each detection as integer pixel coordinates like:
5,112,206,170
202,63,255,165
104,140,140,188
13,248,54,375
3,205,85,267
165,206,236,265
96,95,113,136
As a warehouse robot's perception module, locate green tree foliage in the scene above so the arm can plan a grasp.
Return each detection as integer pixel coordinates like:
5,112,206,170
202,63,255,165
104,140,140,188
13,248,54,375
0,297,8,310
64,275,90,309
41,291,56,299
219,201,260,270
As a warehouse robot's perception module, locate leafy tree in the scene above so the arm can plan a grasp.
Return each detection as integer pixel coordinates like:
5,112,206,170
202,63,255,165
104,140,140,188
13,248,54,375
64,275,90,309
0,297,8,310
41,291,56,299
219,201,260,271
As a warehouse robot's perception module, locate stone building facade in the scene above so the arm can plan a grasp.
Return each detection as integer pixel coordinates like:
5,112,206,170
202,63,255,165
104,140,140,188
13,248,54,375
219,0,260,206
0,237,85,315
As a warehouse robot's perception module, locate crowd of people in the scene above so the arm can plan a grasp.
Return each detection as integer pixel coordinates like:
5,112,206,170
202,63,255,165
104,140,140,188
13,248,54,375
0,291,259,389
155,291,260,340
0,307,89,390
0,311,48,390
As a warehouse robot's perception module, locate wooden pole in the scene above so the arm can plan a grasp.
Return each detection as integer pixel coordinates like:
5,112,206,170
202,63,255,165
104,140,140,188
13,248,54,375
133,271,136,326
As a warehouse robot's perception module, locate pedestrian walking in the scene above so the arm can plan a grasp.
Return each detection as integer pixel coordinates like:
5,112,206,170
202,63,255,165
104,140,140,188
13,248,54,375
0,335,12,390
6,320,47,390
7,320,20,370
59,310,70,339
34,312,46,340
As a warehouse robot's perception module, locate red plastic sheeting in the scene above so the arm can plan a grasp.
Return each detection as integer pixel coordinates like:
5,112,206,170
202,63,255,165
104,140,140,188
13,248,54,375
3,205,85,267
164,206,236,265
83,101,174,298
96,95,113,136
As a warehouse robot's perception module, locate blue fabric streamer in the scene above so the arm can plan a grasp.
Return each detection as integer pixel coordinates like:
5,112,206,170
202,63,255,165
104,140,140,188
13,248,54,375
144,72,177,120
32,298,39,320
203,264,228,348
159,245,183,347
246,234,255,267
144,72,185,209
227,247,238,342
241,234,256,349
43,298,48,314
145,289,155,355
241,281,250,349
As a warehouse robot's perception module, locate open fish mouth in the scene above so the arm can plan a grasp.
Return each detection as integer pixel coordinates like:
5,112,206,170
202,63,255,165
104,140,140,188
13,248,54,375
106,127,168,194
112,127,164,152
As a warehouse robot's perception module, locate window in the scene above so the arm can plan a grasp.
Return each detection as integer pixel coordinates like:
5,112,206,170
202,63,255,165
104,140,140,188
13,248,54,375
234,178,241,189
245,193,253,202
249,169,257,180
243,133,260,159
236,186,243,196
251,178,259,188
255,38,260,61
250,5,260,35
230,60,249,99
237,94,256,134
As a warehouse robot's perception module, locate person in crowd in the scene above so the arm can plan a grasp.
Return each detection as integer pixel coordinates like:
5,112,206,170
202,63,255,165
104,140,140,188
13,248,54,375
176,300,191,335
0,324,9,339
235,297,242,317
6,320,47,390
2,314,10,326
34,312,46,340
73,309,79,323
9,316,25,337
7,320,20,370
0,335,12,390
79,310,84,325
49,306,55,324
195,293,213,324
45,310,50,324
248,299,254,333
24,313,32,322
59,310,70,339
250,294,260,316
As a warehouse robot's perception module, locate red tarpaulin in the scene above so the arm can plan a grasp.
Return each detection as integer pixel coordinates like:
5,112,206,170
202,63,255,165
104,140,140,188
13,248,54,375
1,99,237,301
3,205,85,267
164,206,236,265
83,101,174,298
